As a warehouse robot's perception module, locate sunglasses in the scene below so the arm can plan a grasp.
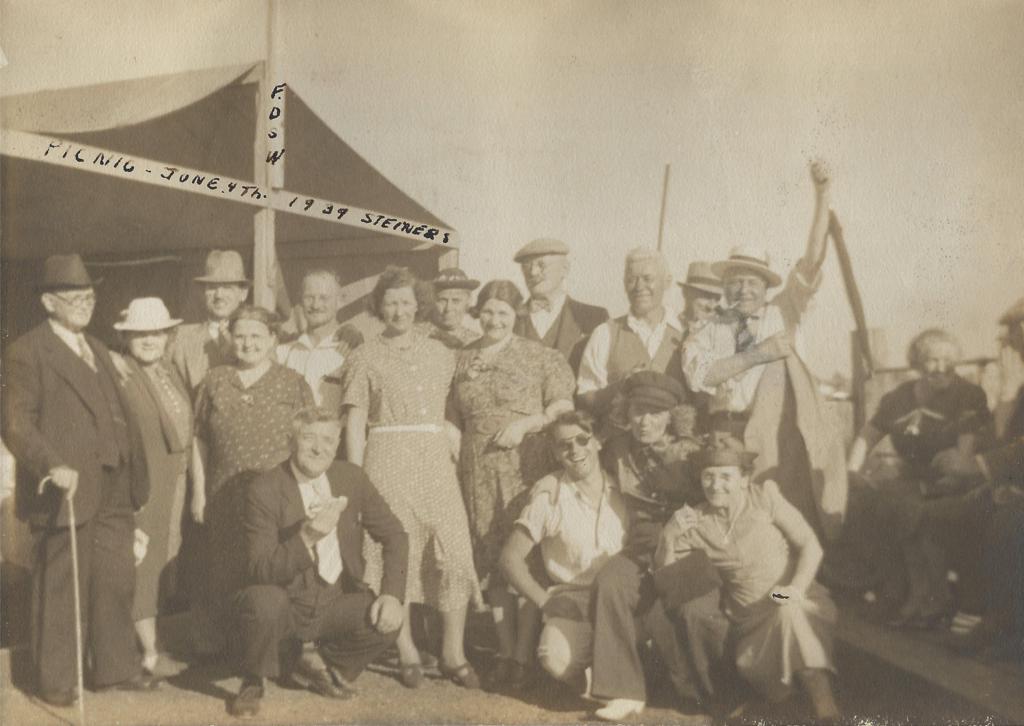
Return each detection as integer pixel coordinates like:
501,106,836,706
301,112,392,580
554,433,592,454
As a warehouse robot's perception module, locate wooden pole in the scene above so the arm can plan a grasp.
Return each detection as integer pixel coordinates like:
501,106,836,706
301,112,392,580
656,164,670,251
252,0,277,311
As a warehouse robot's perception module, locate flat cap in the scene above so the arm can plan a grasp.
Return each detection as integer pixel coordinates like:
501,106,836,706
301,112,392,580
513,238,570,263
999,297,1024,326
433,267,480,291
621,370,687,412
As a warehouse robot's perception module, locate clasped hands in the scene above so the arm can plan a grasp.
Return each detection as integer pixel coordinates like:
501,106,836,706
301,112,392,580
300,495,349,547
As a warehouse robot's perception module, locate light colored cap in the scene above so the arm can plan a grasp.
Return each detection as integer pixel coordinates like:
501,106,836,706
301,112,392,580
113,297,183,332
513,238,570,263
710,245,782,288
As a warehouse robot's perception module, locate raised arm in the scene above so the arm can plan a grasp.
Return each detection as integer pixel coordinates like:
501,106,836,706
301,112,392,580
793,160,832,282
847,423,884,474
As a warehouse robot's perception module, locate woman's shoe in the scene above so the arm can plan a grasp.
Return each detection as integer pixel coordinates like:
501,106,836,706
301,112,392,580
399,662,424,689
594,698,645,721
439,661,481,689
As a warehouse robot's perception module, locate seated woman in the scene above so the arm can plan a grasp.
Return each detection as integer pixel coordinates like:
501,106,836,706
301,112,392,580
656,438,839,721
845,329,993,626
499,411,627,690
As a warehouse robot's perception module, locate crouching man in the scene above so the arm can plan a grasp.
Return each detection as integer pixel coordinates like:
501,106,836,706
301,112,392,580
500,412,628,691
230,407,409,718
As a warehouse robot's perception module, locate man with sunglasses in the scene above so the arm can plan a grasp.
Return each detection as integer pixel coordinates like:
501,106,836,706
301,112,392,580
3,254,157,707
499,411,627,692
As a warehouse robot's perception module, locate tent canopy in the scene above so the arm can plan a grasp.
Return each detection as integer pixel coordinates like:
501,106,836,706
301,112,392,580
1,65,457,342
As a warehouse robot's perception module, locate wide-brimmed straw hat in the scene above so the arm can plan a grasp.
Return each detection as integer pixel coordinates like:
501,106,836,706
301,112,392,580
677,261,722,296
711,246,782,288
37,254,102,291
194,250,251,285
113,297,183,332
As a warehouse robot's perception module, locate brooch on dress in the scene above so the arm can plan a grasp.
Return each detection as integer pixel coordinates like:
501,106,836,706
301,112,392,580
465,355,491,380
240,392,255,406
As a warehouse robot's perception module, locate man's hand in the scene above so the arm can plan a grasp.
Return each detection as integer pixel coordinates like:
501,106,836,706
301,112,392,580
494,418,531,450
42,466,79,499
810,159,831,194
998,342,1024,403
370,594,403,633
133,528,149,566
301,496,348,546
752,332,795,363
191,495,206,524
669,504,700,533
932,448,981,478
334,324,364,358
541,593,586,622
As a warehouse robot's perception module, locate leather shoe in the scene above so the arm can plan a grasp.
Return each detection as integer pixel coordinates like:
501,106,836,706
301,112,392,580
229,679,264,719
283,668,355,700
36,688,77,708
102,672,162,692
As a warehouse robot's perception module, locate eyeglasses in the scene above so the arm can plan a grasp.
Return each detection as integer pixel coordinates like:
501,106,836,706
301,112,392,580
49,291,96,307
554,433,592,454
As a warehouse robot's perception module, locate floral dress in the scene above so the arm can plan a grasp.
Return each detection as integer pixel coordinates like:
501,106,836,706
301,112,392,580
341,332,481,611
451,335,575,586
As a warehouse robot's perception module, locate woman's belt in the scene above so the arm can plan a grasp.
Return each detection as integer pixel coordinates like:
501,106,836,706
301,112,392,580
368,423,443,434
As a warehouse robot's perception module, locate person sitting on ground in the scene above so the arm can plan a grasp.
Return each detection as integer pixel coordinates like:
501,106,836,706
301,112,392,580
230,407,409,718
499,411,628,692
845,328,993,628
588,371,727,722
656,437,840,722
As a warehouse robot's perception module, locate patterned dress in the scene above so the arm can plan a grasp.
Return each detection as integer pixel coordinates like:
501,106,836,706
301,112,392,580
193,362,314,646
451,335,575,587
341,332,481,611
669,481,836,701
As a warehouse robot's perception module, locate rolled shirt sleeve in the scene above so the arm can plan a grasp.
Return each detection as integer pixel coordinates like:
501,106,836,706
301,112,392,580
575,321,612,396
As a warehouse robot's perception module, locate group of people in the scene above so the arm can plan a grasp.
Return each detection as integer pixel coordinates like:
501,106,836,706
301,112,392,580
4,160,1022,722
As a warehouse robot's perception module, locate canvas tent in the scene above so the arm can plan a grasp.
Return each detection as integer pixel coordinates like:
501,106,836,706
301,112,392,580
0,63,458,345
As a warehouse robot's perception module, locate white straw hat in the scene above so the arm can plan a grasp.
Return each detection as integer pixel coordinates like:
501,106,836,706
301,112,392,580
113,297,183,332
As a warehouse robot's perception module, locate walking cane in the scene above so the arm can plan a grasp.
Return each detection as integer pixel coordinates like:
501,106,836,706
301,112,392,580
39,476,87,726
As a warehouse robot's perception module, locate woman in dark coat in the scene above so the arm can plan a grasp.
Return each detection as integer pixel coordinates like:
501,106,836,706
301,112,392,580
115,297,204,674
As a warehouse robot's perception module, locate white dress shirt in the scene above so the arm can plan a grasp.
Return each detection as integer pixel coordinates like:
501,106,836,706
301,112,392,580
291,463,343,584
576,308,681,395
277,329,347,410
527,290,568,339
516,472,628,586
682,267,819,413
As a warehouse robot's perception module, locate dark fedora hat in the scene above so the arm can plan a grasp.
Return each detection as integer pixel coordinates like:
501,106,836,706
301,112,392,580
37,254,102,291
433,267,480,291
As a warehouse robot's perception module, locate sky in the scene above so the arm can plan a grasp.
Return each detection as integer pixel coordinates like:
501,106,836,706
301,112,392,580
2,0,1023,377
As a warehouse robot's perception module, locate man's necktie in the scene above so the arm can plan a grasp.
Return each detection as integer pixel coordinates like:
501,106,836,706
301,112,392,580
75,334,97,371
216,320,233,356
529,298,552,314
735,316,755,353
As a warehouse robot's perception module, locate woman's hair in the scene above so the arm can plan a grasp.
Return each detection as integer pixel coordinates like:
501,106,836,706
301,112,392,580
229,305,279,337
368,265,418,320
547,410,596,439
907,328,962,370
470,279,523,318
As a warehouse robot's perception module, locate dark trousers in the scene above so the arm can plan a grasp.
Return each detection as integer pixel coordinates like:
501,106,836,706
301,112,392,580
236,584,397,682
984,505,1024,643
31,503,140,693
591,554,728,703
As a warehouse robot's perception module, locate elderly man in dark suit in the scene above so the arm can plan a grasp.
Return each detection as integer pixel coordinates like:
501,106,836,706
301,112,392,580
513,238,609,372
230,406,409,718
2,254,157,706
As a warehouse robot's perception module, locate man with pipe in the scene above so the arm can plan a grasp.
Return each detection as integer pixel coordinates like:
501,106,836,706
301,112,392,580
681,161,847,543
2,254,158,707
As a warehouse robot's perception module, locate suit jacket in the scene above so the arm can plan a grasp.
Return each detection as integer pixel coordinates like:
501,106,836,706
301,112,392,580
2,322,149,527
515,296,609,372
244,461,409,603
980,385,1024,487
169,322,233,397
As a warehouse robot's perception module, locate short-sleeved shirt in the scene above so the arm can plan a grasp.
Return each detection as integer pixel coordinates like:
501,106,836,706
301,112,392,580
682,268,819,413
515,471,628,586
195,363,315,492
870,376,992,479
276,331,348,411
340,332,455,426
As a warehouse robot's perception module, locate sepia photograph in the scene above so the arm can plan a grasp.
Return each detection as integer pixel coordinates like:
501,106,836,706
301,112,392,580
1,1,1023,724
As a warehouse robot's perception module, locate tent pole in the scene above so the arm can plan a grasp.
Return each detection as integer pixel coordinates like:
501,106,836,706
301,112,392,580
253,0,277,311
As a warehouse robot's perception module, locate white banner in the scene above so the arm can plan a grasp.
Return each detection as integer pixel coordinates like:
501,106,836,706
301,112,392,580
0,128,457,247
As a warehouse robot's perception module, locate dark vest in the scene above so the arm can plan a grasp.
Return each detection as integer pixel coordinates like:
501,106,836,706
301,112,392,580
605,315,684,385
93,359,132,467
